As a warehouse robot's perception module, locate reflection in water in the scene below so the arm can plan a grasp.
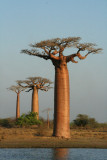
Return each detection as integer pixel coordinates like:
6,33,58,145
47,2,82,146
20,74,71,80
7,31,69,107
53,148,69,160
0,148,107,160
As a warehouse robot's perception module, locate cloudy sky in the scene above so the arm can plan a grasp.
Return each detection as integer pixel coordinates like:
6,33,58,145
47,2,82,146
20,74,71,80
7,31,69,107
0,0,107,122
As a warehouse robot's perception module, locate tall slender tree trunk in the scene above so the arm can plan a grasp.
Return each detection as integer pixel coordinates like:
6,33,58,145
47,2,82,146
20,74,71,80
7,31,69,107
47,111,49,128
32,87,39,119
53,64,70,138
16,93,20,119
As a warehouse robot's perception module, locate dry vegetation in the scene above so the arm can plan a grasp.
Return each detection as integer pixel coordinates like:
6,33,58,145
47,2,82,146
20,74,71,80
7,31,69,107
0,114,107,148
0,126,107,148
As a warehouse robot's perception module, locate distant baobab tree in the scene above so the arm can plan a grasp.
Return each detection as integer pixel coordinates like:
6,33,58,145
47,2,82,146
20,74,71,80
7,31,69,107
7,85,25,119
17,77,52,119
21,37,102,138
42,108,52,128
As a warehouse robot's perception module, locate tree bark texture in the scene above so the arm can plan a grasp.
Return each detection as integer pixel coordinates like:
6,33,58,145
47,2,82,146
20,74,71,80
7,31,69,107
53,65,70,138
16,93,20,119
32,87,39,119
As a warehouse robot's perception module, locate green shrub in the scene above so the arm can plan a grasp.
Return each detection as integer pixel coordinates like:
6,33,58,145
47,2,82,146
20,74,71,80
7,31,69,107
88,118,98,128
73,114,89,127
0,118,16,128
72,114,99,128
16,112,42,127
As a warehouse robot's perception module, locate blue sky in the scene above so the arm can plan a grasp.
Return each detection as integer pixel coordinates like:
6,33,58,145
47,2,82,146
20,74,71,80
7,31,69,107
0,0,107,122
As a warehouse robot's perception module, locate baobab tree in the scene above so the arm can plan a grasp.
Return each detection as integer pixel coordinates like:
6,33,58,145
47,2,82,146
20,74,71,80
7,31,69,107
21,37,102,138
17,77,52,119
7,85,25,119
42,108,52,128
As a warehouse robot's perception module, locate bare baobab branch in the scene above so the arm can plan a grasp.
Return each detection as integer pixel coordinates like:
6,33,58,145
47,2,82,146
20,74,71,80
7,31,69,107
25,88,33,92
16,80,32,88
66,43,102,63
21,49,50,60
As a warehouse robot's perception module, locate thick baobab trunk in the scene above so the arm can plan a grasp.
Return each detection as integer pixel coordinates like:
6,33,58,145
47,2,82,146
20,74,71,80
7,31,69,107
16,93,20,119
32,87,39,119
53,65,70,138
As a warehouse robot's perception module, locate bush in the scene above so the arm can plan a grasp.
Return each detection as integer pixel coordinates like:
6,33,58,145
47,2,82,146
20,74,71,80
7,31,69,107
16,112,42,127
72,114,98,128
88,118,98,128
73,114,89,127
0,118,16,128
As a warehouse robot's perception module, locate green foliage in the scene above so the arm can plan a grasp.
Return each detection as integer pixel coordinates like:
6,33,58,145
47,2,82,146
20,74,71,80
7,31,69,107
0,118,16,128
88,118,98,128
72,114,99,128
73,114,89,127
16,112,42,126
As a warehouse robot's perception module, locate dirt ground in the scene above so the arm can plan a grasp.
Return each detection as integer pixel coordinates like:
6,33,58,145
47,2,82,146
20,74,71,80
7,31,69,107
0,127,107,148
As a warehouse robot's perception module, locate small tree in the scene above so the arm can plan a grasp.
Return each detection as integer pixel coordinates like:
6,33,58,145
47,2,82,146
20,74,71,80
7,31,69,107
17,77,52,119
21,37,102,138
42,108,52,128
7,85,25,119
73,114,98,128
73,114,89,127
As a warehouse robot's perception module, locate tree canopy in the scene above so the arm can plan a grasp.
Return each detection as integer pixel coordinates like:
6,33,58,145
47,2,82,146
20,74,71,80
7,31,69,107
73,114,98,127
21,37,102,64
7,85,25,94
17,77,53,92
